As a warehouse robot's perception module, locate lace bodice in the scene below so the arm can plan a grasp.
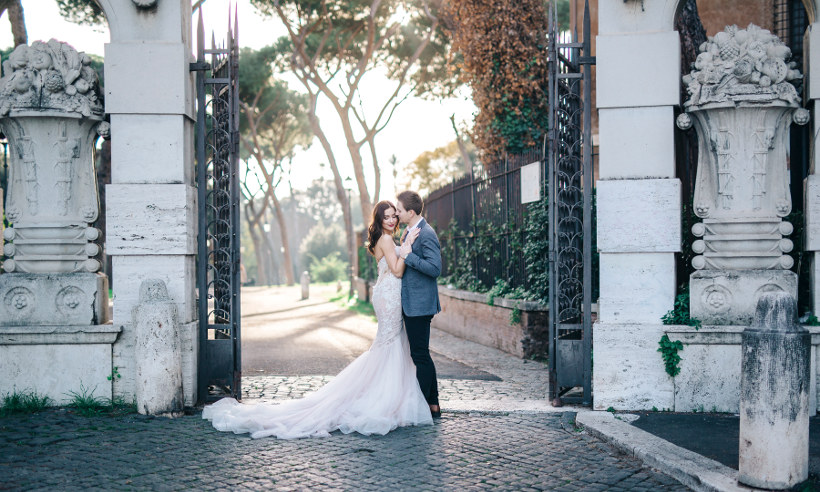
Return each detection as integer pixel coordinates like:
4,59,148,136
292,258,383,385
370,253,403,348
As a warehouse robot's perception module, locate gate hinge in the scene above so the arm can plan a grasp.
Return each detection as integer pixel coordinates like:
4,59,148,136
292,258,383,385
189,61,211,72
578,56,596,65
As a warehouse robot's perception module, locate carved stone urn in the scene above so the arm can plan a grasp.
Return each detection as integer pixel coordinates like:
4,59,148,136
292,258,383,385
0,39,108,326
677,24,809,324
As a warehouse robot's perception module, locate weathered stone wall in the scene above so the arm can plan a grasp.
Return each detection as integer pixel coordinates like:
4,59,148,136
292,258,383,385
431,287,548,359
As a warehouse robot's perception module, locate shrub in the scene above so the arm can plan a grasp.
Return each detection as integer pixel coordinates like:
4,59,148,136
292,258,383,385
309,252,349,282
298,223,347,270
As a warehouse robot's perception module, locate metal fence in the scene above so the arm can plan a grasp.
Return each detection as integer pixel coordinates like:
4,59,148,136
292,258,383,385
424,148,543,292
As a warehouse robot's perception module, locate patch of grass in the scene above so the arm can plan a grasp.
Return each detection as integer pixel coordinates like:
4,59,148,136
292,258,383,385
0,390,53,416
329,292,377,322
66,384,107,416
66,385,138,417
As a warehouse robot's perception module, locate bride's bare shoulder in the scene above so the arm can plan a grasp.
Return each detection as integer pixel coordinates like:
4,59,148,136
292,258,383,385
377,234,396,247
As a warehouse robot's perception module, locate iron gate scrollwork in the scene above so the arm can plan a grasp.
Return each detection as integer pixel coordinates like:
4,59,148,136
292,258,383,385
546,0,594,405
192,11,241,403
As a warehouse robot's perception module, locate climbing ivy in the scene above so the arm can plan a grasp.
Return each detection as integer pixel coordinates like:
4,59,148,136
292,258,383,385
661,286,701,329
658,334,684,377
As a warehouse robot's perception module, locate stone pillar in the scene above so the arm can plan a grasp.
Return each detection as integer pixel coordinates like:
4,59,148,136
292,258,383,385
678,24,808,325
593,4,681,410
739,292,810,489
301,271,310,300
134,279,183,417
100,0,198,406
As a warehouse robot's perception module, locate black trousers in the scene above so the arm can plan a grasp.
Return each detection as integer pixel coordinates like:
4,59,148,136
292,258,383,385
403,312,439,406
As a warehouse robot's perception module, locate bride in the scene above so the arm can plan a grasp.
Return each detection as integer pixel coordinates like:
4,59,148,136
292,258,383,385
202,200,433,439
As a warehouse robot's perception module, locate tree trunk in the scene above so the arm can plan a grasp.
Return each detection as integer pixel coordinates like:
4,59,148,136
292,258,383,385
307,93,355,289
674,0,706,285
7,0,26,47
260,208,280,285
245,200,268,286
267,192,295,285
93,139,111,284
451,114,474,174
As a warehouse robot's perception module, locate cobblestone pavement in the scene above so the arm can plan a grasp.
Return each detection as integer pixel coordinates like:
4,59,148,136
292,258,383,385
241,285,550,406
242,327,549,404
1,409,689,491
1,286,689,490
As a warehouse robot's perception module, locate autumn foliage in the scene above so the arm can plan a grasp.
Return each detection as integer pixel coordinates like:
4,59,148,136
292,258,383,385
443,0,550,161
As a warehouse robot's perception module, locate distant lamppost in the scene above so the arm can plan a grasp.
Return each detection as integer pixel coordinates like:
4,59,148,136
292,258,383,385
344,176,354,298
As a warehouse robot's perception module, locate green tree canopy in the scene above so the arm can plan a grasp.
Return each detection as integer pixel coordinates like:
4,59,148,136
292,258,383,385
298,222,347,269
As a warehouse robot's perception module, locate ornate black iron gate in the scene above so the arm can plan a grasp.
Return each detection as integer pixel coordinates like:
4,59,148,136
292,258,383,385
546,0,594,405
192,12,241,403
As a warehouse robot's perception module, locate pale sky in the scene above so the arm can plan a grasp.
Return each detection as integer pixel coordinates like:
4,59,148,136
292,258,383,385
0,0,476,199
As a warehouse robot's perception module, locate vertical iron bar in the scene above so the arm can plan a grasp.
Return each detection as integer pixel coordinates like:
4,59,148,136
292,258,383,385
546,0,558,402
195,9,208,405
581,0,593,406
229,10,242,400
470,157,477,285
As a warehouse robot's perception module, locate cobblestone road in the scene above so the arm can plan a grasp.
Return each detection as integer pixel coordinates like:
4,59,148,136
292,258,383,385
1,286,689,490
1,409,688,491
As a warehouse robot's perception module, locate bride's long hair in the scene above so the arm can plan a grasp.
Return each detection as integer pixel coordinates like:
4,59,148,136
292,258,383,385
367,200,397,256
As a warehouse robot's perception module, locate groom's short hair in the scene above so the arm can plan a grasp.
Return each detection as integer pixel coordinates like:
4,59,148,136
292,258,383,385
397,190,423,215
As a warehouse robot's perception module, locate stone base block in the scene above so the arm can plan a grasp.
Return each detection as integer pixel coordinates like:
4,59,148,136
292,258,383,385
598,107,675,179
592,322,674,411
597,179,681,253
690,270,797,325
0,273,109,326
598,253,677,323
0,324,121,405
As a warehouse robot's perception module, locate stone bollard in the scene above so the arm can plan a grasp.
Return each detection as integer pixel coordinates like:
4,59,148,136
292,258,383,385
301,271,310,300
133,279,184,417
738,292,810,489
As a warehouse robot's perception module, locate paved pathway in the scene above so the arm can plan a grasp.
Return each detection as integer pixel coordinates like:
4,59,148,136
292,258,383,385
1,410,687,491
0,285,690,490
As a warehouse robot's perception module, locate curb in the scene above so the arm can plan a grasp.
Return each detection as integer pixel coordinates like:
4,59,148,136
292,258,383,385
576,412,754,492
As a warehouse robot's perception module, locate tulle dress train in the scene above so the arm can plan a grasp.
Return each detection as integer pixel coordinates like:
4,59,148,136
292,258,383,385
202,254,433,439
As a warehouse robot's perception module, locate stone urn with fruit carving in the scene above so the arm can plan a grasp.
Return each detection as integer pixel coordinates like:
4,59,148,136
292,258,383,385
676,24,809,324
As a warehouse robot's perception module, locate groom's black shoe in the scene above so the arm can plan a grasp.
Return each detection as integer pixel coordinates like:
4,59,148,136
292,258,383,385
430,405,441,419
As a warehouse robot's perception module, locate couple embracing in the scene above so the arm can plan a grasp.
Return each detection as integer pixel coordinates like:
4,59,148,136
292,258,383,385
203,190,442,439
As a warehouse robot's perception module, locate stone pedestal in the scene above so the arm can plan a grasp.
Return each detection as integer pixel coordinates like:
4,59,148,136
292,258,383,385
690,269,797,325
0,272,108,326
0,324,121,404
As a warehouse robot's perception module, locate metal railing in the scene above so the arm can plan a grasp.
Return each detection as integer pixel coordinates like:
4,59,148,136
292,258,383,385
424,148,542,293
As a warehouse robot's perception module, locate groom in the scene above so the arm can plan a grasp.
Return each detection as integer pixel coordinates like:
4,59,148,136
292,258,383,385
396,190,442,418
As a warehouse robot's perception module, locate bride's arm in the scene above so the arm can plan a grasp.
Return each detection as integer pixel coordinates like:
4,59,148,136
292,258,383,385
379,235,406,277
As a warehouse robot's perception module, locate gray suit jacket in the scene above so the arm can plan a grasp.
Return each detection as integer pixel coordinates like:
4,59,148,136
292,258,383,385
401,218,442,317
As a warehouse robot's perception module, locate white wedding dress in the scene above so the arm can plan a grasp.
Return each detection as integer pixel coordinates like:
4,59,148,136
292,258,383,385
202,251,433,439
